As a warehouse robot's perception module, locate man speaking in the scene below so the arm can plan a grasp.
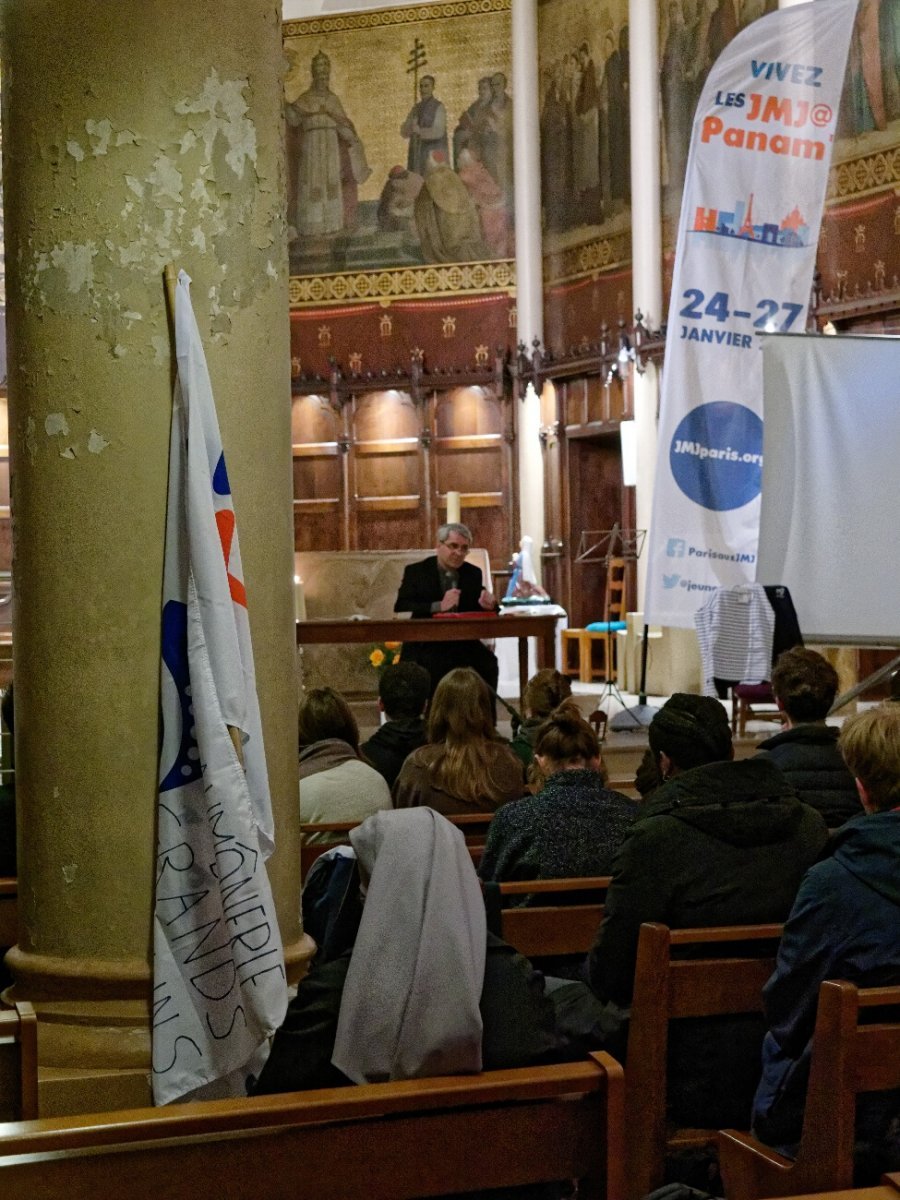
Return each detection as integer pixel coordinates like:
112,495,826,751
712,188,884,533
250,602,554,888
394,522,499,697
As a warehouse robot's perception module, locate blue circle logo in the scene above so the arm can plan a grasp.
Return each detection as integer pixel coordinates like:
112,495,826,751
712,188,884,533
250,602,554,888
670,402,763,511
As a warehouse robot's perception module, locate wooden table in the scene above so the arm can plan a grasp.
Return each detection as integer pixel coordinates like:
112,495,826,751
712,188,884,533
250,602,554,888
296,612,560,699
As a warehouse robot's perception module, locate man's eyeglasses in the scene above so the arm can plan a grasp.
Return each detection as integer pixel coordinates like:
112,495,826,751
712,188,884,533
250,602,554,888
443,541,469,555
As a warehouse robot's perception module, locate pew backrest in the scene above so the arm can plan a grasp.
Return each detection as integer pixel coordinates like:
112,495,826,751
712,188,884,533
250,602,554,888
719,980,900,1200
625,921,782,1200
0,1001,38,1122
301,813,494,878
0,1052,626,1200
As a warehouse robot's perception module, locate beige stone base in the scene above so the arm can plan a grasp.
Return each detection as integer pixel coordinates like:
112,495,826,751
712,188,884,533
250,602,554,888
3,933,316,1116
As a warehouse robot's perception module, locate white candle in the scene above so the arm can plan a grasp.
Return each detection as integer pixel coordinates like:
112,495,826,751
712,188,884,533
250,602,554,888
294,575,307,621
447,491,461,524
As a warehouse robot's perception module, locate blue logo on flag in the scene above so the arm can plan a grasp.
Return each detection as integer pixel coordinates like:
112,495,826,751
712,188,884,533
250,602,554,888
669,402,763,512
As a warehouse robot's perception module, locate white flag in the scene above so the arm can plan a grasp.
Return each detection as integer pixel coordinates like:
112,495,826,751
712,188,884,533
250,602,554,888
644,0,857,626
153,270,287,1105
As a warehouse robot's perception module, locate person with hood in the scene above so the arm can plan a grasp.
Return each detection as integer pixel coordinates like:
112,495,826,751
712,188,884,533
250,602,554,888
755,647,860,827
253,808,594,1096
299,687,391,839
588,692,828,1127
361,661,430,789
752,703,900,1170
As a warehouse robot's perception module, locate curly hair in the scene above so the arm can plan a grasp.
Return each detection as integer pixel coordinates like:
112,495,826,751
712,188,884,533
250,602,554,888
771,647,838,722
523,668,572,720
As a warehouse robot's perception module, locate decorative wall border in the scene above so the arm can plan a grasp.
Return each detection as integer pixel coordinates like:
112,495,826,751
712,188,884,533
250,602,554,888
542,230,632,288
289,260,516,307
827,143,900,204
284,0,510,39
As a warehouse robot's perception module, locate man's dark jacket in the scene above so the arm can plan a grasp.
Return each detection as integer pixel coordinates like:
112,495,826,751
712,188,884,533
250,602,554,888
755,723,861,827
361,717,427,789
588,756,829,1128
752,811,900,1159
394,556,498,693
395,556,486,617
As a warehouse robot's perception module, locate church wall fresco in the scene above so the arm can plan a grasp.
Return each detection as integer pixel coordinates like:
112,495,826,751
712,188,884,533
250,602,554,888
537,0,633,355
284,0,516,375
817,0,900,313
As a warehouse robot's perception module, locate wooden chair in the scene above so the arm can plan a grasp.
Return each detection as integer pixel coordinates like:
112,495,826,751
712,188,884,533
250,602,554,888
719,980,900,1200
0,1001,38,1122
731,682,783,738
623,921,783,1200
562,558,628,685
581,557,628,684
0,1053,626,1200
0,877,16,949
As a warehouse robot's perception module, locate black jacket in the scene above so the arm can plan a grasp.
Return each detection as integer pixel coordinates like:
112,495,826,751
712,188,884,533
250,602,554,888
395,556,486,617
361,717,427,788
755,723,860,827
587,756,829,1129
589,756,829,1007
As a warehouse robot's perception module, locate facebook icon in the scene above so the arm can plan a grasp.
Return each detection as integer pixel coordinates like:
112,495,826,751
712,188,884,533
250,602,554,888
667,538,687,558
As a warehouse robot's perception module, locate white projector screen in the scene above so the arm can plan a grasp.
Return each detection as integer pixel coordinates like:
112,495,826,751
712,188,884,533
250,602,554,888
758,333,900,643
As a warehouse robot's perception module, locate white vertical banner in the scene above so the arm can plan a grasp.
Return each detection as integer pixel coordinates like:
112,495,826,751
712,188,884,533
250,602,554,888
153,270,286,1105
644,0,857,627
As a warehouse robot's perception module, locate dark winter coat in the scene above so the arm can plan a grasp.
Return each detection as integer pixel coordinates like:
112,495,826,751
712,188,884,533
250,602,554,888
478,768,638,889
588,757,829,1007
587,756,829,1129
752,812,900,1160
756,723,861,827
361,717,427,789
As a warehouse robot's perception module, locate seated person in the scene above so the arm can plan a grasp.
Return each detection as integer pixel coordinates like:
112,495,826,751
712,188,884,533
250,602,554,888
254,807,600,1095
394,522,498,699
588,692,828,1127
752,704,900,1174
755,647,860,827
393,668,525,816
361,661,430,789
508,668,573,768
299,687,391,838
479,706,638,889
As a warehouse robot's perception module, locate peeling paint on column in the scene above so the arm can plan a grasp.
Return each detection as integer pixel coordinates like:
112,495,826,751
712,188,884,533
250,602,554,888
88,431,110,454
45,413,70,438
16,66,283,351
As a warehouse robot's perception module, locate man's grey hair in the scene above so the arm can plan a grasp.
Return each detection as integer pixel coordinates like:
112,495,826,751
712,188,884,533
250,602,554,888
437,522,472,544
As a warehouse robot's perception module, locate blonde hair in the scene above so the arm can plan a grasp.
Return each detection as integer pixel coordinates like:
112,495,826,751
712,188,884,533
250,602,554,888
425,668,508,806
838,704,900,811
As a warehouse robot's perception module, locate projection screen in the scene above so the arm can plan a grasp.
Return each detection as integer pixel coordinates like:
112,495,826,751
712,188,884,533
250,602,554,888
758,333,900,643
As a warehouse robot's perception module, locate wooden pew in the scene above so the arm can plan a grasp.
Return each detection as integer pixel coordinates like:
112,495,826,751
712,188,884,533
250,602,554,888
0,877,16,949
0,1001,38,1122
720,980,900,1200
492,877,610,960
624,921,783,1200
0,1052,626,1200
301,812,495,879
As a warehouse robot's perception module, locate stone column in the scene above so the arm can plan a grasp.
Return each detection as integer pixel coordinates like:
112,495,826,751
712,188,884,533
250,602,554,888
512,0,546,579
629,0,663,610
0,0,312,1114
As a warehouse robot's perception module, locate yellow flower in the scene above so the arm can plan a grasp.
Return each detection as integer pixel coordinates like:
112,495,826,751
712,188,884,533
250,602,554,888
384,641,401,651
369,648,385,667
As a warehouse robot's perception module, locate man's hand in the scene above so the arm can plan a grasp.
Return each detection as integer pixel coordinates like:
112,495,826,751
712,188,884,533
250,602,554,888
478,589,496,611
440,588,461,612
